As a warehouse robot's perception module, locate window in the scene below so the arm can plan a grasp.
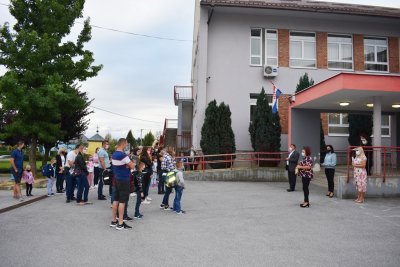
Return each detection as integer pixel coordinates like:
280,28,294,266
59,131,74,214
290,31,316,68
250,94,273,122
328,34,353,70
364,37,388,72
328,113,391,137
265,29,278,66
250,28,262,66
328,113,349,136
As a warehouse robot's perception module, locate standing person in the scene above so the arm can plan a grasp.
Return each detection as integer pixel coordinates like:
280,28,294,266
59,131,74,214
322,145,337,198
10,140,25,201
98,140,110,200
297,147,314,208
173,161,186,214
156,147,164,194
45,158,57,197
188,146,197,170
65,146,79,203
285,144,300,192
360,134,373,176
110,138,136,230
93,147,100,188
23,164,35,197
74,145,90,205
139,147,153,204
133,161,145,219
87,157,94,189
55,148,66,194
160,149,176,210
352,147,367,203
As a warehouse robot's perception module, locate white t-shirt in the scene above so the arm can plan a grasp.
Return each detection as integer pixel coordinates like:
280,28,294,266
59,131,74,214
65,150,77,168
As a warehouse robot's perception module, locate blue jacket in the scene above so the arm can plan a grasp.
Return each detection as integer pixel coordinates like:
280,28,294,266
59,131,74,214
323,152,337,168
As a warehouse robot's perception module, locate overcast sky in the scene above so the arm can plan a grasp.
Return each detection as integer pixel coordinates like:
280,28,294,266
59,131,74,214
0,0,399,141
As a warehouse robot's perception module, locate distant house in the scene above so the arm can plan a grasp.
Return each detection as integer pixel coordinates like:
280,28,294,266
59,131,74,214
166,0,400,155
87,132,104,155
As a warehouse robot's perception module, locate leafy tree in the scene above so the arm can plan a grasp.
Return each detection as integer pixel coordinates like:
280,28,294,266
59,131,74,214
0,0,102,174
126,130,137,149
295,73,326,162
348,114,373,146
248,88,281,166
201,100,236,168
142,131,155,147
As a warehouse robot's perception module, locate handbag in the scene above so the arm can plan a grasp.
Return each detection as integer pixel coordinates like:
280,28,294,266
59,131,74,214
102,170,111,185
72,168,82,177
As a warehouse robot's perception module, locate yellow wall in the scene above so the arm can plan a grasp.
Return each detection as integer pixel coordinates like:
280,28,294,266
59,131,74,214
87,141,102,156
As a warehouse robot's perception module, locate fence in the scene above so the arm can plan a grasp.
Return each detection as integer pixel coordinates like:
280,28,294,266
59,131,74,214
346,146,400,183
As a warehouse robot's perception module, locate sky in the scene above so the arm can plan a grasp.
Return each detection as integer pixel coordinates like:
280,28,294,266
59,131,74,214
0,0,399,141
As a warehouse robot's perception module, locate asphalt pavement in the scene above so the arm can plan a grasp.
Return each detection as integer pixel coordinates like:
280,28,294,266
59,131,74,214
0,181,399,267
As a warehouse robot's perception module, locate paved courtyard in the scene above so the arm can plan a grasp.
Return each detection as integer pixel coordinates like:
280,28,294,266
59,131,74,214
0,181,399,267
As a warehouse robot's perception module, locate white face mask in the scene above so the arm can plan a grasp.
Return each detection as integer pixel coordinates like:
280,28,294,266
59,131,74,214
361,139,367,145
356,150,361,156
301,152,305,157
288,147,293,152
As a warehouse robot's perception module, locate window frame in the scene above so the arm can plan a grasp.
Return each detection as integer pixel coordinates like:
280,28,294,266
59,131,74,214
289,30,317,69
328,113,349,137
363,36,389,73
265,29,278,67
327,33,354,71
250,28,263,67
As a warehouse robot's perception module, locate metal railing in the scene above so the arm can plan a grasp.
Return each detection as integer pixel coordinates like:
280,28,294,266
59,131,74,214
176,151,288,171
346,146,400,183
176,131,192,152
174,86,193,105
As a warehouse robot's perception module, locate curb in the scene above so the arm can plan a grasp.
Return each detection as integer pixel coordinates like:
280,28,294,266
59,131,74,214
0,195,48,214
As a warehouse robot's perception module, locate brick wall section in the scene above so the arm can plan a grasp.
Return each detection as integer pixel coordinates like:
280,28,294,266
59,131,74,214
316,32,327,69
278,94,290,134
353,34,364,71
321,113,328,137
278,29,289,67
388,37,400,73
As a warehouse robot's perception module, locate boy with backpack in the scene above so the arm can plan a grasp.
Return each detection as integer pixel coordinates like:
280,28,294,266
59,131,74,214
43,158,57,196
173,161,186,214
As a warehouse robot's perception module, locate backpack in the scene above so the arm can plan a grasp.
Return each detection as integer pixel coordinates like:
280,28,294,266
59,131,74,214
165,171,178,188
41,164,52,177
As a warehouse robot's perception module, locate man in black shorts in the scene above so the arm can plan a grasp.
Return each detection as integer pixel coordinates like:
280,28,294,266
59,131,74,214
110,138,136,230
10,141,25,201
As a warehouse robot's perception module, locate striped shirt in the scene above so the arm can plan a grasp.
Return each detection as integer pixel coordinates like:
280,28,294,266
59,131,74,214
112,151,131,180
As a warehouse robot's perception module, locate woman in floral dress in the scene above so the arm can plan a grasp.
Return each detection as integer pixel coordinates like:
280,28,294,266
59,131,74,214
352,147,367,203
297,146,313,208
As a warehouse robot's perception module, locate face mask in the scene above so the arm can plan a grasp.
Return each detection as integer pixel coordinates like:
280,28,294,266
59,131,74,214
301,152,305,157
361,139,367,145
288,147,293,152
327,148,331,152
356,150,361,156
27,170,31,172
105,145,109,150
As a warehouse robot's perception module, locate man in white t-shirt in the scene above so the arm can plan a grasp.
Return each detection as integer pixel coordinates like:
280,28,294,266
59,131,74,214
65,146,79,203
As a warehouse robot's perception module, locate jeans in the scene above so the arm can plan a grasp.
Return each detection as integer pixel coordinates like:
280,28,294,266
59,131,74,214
98,168,104,198
76,173,89,203
173,185,183,212
134,189,142,216
143,173,151,198
158,171,166,193
302,177,311,202
56,172,64,192
94,166,99,185
65,172,76,200
325,168,335,192
47,178,55,195
162,186,173,206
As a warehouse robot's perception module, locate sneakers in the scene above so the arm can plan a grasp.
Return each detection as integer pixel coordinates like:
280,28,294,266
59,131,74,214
159,204,165,209
47,194,54,197
116,222,132,230
163,205,173,211
176,210,186,215
98,196,107,200
130,193,137,197
134,214,143,219
110,221,118,227
146,197,152,201
123,216,133,222
142,199,151,204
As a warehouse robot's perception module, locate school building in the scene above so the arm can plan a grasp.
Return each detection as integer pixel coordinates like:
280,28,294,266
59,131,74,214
164,0,400,157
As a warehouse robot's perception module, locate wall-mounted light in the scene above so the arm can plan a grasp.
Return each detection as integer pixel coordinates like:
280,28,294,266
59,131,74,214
339,102,350,107
366,103,373,108
392,104,400,109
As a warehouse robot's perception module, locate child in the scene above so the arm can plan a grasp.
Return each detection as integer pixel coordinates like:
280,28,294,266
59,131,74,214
87,157,94,189
173,161,186,214
46,158,57,196
134,161,145,219
23,165,35,196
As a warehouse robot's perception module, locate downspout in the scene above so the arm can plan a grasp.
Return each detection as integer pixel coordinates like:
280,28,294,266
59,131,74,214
207,7,214,25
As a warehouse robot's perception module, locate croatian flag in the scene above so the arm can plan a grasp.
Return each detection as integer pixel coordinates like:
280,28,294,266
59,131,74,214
272,85,282,114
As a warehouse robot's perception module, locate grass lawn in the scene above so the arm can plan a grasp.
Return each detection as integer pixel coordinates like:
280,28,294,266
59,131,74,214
0,160,43,173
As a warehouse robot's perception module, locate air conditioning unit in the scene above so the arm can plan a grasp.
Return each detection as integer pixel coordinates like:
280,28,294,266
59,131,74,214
263,65,278,77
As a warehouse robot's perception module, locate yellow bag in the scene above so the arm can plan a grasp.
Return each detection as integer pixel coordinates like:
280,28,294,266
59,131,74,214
165,171,177,187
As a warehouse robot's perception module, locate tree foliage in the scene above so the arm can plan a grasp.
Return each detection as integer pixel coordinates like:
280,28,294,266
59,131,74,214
126,130,137,148
248,88,281,166
0,0,102,174
296,72,314,92
200,100,236,168
142,131,155,147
